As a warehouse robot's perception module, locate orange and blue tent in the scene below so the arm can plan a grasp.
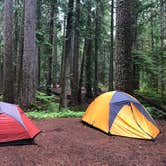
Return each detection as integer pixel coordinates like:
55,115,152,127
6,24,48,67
82,91,160,140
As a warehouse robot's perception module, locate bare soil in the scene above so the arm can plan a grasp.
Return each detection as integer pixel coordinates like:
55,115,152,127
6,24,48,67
0,118,165,166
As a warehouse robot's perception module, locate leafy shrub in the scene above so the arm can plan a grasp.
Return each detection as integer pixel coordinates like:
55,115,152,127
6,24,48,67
27,91,84,118
31,91,56,111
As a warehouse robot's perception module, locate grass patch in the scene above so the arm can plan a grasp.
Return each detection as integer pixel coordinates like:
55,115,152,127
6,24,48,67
26,110,84,119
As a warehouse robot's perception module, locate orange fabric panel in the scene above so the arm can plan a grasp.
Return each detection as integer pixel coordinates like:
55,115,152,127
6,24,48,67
131,103,160,139
82,91,116,133
110,105,152,139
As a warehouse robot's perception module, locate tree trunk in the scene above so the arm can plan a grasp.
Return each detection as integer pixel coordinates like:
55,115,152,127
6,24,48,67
100,41,106,85
36,0,42,88
60,15,66,86
85,39,93,99
131,1,139,90
115,0,133,93
109,0,114,91
0,3,3,94
60,0,74,108
16,2,24,102
20,0,37,107
150,12,154,50
13,0,19,87
0,63,3,94
85,6,93,99
159,0,165,96
71,0,80,105
78,39,86,103
150,9,158,91
94,4,99,96
47,1,55,95
3,0,14,103
52,0,58,87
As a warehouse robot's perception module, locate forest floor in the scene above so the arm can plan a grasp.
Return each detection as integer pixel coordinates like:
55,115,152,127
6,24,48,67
0,118,165,166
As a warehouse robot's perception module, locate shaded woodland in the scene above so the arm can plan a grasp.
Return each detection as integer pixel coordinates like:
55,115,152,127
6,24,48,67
0,0,165,109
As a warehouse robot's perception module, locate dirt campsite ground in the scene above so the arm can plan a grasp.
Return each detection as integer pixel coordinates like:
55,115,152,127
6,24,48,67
0,118,165,166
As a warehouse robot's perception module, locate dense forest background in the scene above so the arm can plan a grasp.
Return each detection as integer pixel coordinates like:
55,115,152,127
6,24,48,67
0,0,165,111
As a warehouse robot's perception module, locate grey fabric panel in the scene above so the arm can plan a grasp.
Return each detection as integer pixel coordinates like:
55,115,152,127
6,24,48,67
0,102,26,129
111,91,138,104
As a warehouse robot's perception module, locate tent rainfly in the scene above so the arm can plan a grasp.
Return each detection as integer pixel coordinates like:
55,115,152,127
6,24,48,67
82,91,160,140
0,102,40,143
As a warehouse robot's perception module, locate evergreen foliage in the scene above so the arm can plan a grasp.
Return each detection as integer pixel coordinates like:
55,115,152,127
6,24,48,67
0,0,165,118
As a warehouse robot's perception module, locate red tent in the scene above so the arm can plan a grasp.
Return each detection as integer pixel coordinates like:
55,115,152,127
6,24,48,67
0,102,40,143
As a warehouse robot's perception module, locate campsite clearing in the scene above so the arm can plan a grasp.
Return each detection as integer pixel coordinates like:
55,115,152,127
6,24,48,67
0,118,165,166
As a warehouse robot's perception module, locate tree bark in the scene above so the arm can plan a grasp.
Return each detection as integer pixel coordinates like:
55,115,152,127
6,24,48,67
0,63,3,94
78,39,86,103
52,0,58,87
16,2,24,102
47,1,55,95
0,12,3,94
20,0,37,107
131,0,139,90
100,41,106,85
60,0,74,108
115,0,133,93
13,0,19,87
159,0,165,96
150,12,154,50
60,15,66,87
85,5,93,99
93,4,99,96
71,0,80,105
3,0,14,103
36,0,42,88
109,0,114,91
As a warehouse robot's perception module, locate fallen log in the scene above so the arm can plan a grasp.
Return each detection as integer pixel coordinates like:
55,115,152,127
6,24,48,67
136,94,166,113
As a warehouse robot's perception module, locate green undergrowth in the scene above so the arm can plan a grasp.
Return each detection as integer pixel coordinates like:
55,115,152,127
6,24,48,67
1,90,165,119
26,110,83,119
26,91,84,119
146,106,166,119
134,90,166,120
